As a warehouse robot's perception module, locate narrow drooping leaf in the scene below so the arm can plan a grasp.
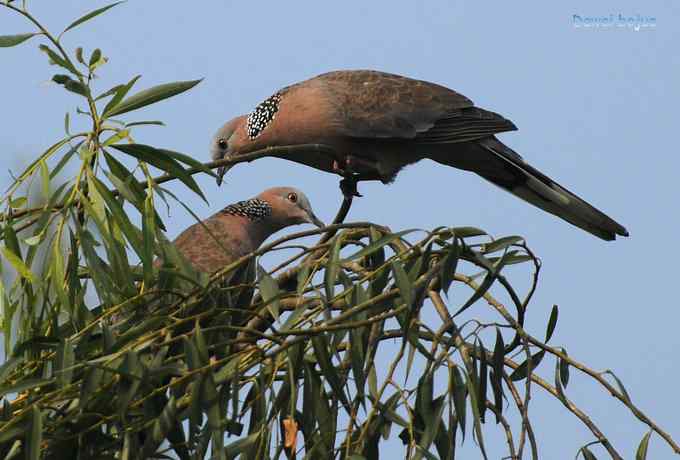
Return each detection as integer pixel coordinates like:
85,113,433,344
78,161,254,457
141,395,178,458
478,342,488,423
451,227,487,238
52,74,88,97
349,229,418,261
105,79,202,117
0,33,36,47
450,366,467,440
603,370,632,404
110,143,206,201
102,75,140,116
258,265,280,321
482,235,523,254
491,329,505,421
440,239,460,296
391,260,413,309
560,350,570,388
38,44,79,75
636,431,652,460
324,235,341,301
510,350,546,382
141,194,156,286
545,304,559,342
62,1,125,35
580,445,598,460
55,340,75,388
117,351,143,421
1,246,35,283
311,334,351,411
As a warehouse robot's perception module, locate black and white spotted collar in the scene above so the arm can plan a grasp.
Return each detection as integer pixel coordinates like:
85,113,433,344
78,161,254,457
221,198,272,222
246,92,282,139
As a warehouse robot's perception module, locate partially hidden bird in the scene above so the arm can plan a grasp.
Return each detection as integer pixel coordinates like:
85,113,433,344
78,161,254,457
170,186,323,273
211,70,628,241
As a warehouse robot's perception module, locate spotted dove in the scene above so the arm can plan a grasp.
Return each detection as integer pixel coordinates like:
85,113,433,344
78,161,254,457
171,186,323,274
211,69,628,241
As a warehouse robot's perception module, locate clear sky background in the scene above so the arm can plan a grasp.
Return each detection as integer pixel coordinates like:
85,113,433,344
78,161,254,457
2,1,679,458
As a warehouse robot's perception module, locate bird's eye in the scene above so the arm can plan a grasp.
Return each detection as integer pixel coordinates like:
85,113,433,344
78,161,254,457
217,138,227,150
287,192,298,203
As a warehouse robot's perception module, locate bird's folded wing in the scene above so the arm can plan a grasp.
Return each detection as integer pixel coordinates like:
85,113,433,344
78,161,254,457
317,70,477,139
413,107,517,144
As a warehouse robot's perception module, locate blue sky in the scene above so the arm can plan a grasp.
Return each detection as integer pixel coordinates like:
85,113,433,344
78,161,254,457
1,1,678,457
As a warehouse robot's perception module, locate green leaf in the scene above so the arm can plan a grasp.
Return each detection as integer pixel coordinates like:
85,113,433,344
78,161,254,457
258,265,280,321
28,405,42,460
491,332,505,421
453,250,510,317
477,342,488,422
105,79,202,117
580,445,598,460
50,141,82,179
482,235,523,254
141,194,156,286
55,340,75,388
39,160,49,199
8,196,26,208
194,322,209,366
161,147,216,177
110,143,207,202
38,44,79,75
560,350,570,387
75,47,85,65
311,334,351,411
603,370,632,404
636,431,652,460
102,75,140,116
125,120,165,127
117,351,143,421
391,260,413,309
451,227,487,238
1,246,35,283
61,1,125,35
440,239,460,296
141,395,178,458
509,350,546,381
545,305,559,342
88,48,102,67
324,235,341,301
0,33,36,48
450,366,467,440
349,229,418,260
52,74,88,97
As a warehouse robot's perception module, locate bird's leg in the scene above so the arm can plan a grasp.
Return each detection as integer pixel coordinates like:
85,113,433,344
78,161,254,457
340,176,362,198
332,154,382,198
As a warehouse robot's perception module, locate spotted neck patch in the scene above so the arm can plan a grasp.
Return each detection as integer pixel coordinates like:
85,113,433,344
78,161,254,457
221,199,272,222
246,92,282,139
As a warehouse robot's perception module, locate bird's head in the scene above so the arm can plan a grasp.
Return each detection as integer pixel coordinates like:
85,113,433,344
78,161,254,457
211,115,248,185
258,187,324,229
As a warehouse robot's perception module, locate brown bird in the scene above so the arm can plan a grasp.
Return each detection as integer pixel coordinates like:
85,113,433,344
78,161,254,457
211,69,628,241
171,186,323,274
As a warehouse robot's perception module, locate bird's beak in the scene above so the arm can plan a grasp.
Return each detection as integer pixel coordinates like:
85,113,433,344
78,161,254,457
306,211,325,228
215,164,232,186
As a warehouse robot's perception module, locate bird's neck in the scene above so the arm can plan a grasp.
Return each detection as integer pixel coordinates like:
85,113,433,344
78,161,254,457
216,213,277,254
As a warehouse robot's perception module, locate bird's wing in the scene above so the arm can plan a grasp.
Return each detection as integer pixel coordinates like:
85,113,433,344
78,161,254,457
314,70,516,142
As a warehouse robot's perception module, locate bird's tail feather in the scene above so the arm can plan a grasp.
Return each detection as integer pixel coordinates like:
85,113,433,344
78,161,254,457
430,137,629,241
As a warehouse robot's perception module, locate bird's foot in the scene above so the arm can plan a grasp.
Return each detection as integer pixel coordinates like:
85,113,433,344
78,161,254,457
340,177,362,198
332,154,378,176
